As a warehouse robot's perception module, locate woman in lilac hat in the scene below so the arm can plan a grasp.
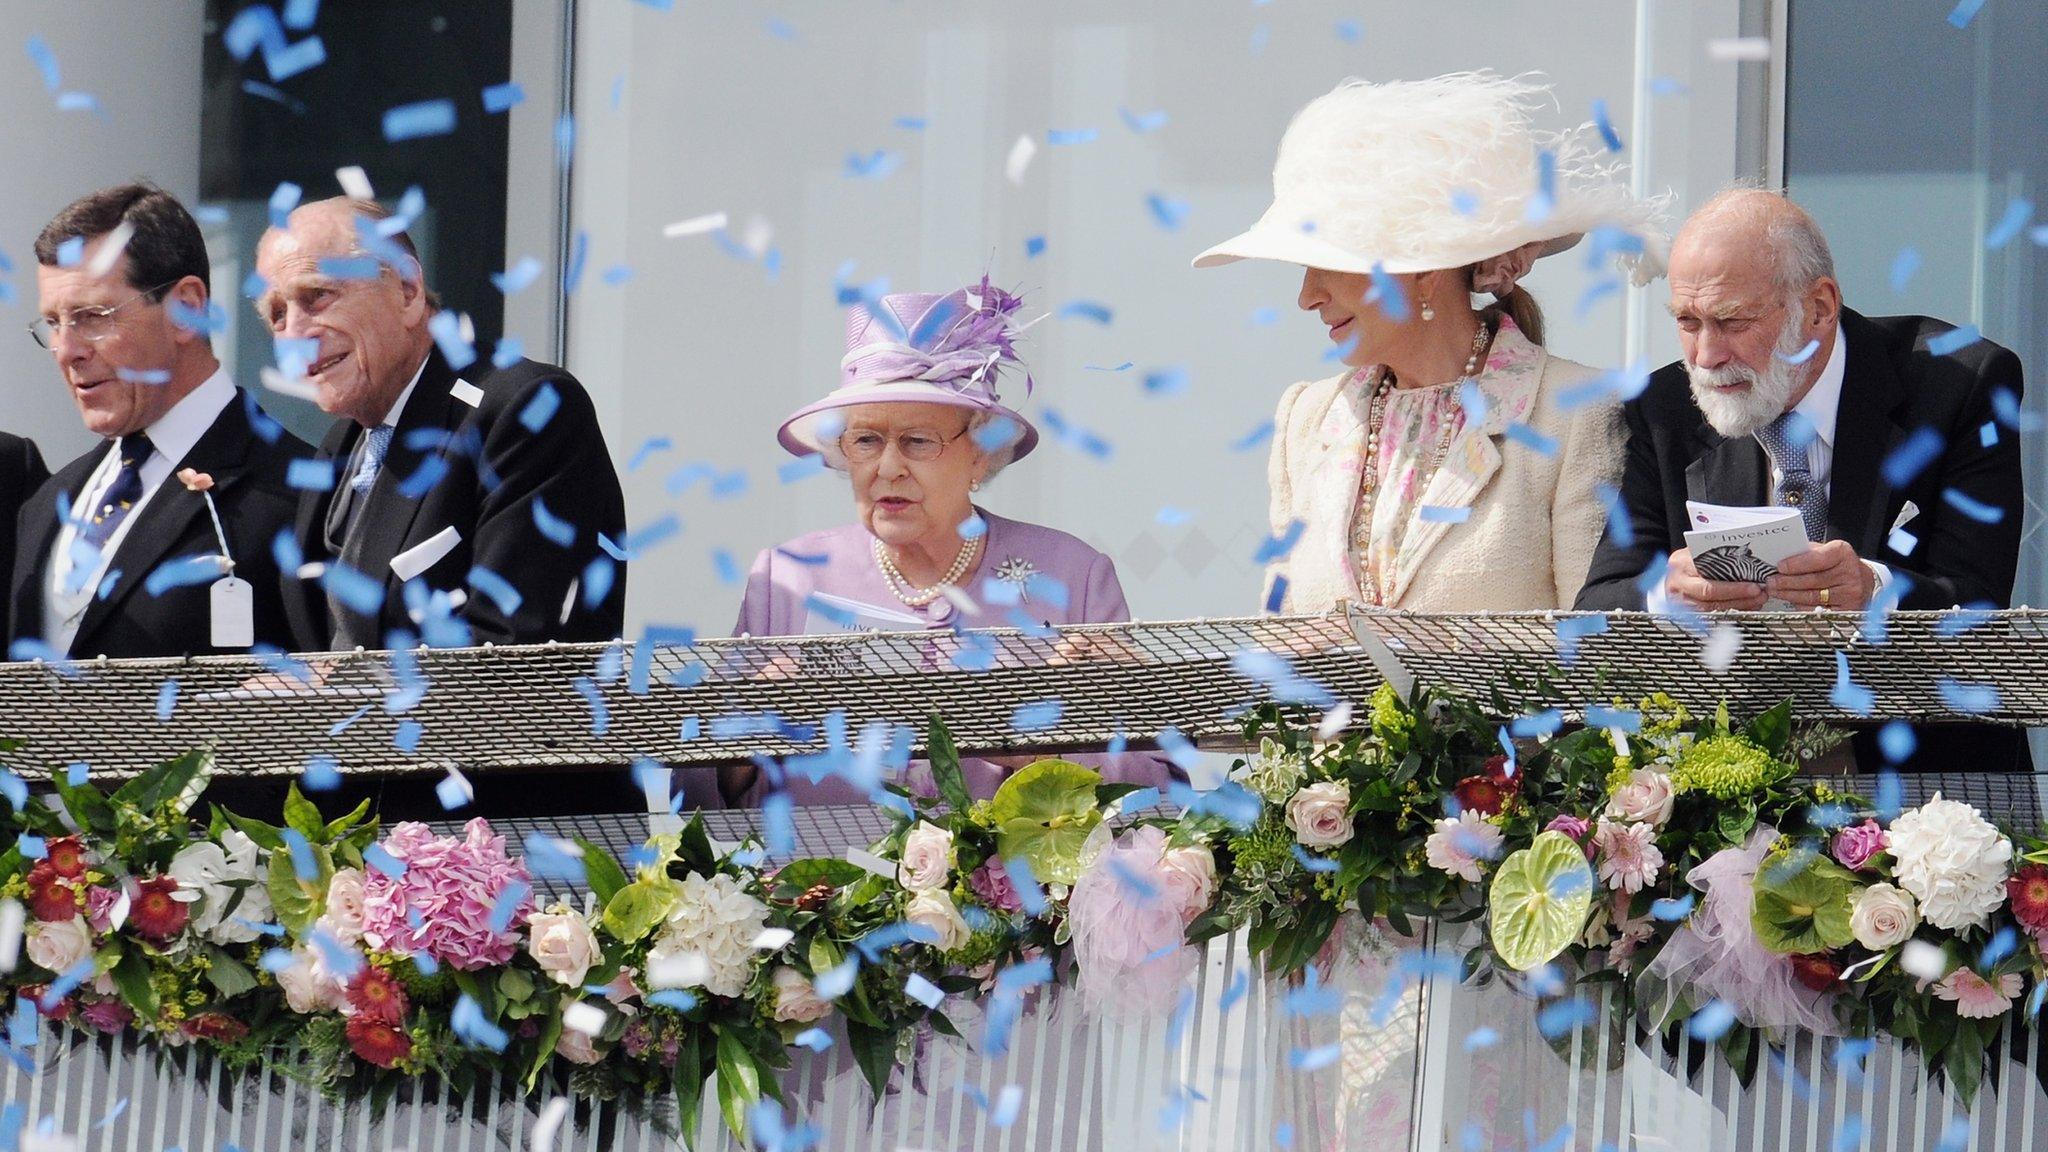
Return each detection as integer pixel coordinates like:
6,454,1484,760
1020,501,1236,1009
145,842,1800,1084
725,279,1176,805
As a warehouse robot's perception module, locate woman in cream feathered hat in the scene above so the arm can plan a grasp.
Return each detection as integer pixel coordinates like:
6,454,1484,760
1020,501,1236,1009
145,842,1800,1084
1198,72,1666,613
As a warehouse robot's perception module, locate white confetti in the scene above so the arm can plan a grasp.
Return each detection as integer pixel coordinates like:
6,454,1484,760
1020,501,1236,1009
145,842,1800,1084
738,215,774,258
648,950,710,989
1315,702,1354,742
531,1096,570,1152
751,927,795,951
662,211,728,238
1005,134,1037,184
83,221,136,278
0,899,22,972
1699,623,1742,673
561,1000,606,1036
845,846,898,879
1900,939,1947,983
1706,37,1772,61
335,165,376,201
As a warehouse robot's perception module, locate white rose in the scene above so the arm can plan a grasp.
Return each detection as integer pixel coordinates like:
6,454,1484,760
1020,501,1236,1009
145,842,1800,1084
1603,769,1676,827
1285,782,1355,849
167,830,273,945
905,889,972,953
526,908,602,988
897,822,954,892
1849,883,1920,950
1885,793,2012,931
26,917,92,975
771,965,833,1023
276,947,344,1014
320,868,367,944
1159,845,1217,923
646,872,769,999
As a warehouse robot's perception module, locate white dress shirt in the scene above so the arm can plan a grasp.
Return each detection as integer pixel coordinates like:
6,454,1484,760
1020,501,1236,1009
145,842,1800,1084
341,356,427,491
45,368,238,653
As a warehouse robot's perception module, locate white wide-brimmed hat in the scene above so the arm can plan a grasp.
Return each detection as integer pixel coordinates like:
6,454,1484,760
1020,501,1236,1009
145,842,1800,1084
1195,72,1667,285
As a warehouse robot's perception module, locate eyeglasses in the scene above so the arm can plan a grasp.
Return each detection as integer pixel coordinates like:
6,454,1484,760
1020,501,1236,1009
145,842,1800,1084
29,282,179,350
838,426,970,463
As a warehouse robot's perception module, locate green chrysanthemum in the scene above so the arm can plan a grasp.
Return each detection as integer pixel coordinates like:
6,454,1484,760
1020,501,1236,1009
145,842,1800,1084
1369,683,1414,742
1670,735,1790,799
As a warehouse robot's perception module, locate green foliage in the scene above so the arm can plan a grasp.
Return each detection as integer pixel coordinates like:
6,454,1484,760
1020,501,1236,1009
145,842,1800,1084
986,759,1102,885
575,837,630,906
1751,847,1859,953
925,715,974,815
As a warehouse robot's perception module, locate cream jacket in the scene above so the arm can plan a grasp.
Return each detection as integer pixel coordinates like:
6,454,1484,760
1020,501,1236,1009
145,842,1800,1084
1265,343,1625,613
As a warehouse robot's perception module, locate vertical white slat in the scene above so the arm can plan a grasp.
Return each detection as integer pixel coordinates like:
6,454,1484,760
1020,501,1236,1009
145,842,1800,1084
2021,1017,2040,1152
203,1049,224,1152
1858,1038,1878,1152
1911,1044,1932,1152
1589,984,1613,1149
1745,1034,1769,1152
1803,1033,1825,1152
144,1039,170,1152
1886,1032,1906,1150
1072,999,1103,1152
1406,923,1454,1152
1777,1041,1796,1149
1992,1023,2012,1152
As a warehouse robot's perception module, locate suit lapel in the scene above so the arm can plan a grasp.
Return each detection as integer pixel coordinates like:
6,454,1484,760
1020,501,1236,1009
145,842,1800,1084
1826,310,1908,551
10,449,106,640
70,399,257,654
1385,324,1542,604
1684,425,1769,510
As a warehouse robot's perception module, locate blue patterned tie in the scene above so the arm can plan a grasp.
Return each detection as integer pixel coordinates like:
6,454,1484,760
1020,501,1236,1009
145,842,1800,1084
1753,412,1827,542
351,424,394,493
77,433,155,550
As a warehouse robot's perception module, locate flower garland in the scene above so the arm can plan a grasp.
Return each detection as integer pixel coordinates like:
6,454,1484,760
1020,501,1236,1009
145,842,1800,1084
1,689,2042,1144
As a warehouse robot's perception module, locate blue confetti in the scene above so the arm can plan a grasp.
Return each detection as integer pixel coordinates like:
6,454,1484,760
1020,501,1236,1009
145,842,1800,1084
777,454,827,484
1926,325,1981,356
1505,422,1559,456
1980,421,1999,448
1056,300,1113,324
1254,519,1306,564
1831,652,1874,715
321,563,384,615
1593,483,1634,548
264,36,326,82
562,229,589,296
25,36,59,91
1230,420,1275,451
488,880,530,934
1651,894,1696,921
286,458,335,491
1888,247,1922,292
1937,679,2000,714
283,0,320,28
844,150,902,180
1024,235,1046,258
1777,338,1821,365
1948,0,1988,27
573,676,610,734
1011,699,1063,730
1877,722,1916,764
1046,127,1098,145
267,181,302,230
382,98,457,142
1419,505,1470,524
300,755,340,791
144,554,225,596
1464,1027,1500,1051
1289,1044,1341,1072
154,679,179,719
1984,197,2032,249
1143,366,1190,396
1880,427,1942,487
1367,262,1409,321
1584,705,1640,733
1291,844,1340,873
1688,1000,1737,1041
1591,98,1623,150
1145,193,1190,231
1118,106,1169,133
481,81,525,113
394,720,423,753
1940,488,2004,524
491,255,542,296
282,828,318,882
451,993,509,1052
518,382,561,433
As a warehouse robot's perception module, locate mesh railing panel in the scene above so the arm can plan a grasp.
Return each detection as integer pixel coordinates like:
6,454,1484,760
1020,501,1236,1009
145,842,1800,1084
0,610,2041,787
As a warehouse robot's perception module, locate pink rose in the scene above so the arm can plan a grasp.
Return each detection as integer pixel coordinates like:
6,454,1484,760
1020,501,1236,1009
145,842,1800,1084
1159,844,1217,924
1285,782,1354,849
554,1024,605,1065
1604,769,1676,827
1545,814,1595,858
78,999,133,1033
25,917,92,975
276,948,345,1014
84,886,121,933
1832,820,1888,872
771,966,833,1023
321,868,368,943
897,822,954,892
526,908,601,988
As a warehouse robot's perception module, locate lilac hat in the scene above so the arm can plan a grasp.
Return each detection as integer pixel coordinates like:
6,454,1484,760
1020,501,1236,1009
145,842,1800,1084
778,278,1041,467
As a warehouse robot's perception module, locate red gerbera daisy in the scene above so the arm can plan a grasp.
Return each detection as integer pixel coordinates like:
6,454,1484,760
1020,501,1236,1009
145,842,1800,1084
22,984,71,1021
1453,775,1507,816
345,966,409,1026
2007,865,2048,937
25,862,77,923
345,1016,413,1069
127,876,188,942
43,837,88,880
1790,953,1843,993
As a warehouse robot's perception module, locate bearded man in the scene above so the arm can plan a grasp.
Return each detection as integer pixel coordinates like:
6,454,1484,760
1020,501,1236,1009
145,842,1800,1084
1576,188,2026,771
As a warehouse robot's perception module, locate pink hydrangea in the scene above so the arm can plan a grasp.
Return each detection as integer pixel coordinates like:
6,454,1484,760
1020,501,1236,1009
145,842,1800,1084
359,819,534,970
968,858,1023,913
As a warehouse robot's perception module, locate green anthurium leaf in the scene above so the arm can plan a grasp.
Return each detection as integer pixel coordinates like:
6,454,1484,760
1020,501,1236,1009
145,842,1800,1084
202,943,259,998
715,1028,762,1141
1488,831,1597,972
989,760,1102,885
602,874,681,944
267,837,333,936
572,837,630,907
1751,848,1859,954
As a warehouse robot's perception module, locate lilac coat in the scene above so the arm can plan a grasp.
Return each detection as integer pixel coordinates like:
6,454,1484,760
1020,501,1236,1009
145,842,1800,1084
715,509,1180,805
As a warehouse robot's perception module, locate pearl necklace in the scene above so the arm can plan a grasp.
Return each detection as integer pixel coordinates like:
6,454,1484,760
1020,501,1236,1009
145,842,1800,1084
1360,320,1492,495
874,535,983,607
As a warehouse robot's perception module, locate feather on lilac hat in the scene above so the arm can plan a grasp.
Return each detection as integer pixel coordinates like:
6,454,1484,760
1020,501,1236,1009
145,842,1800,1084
778,278,1041,468
1194,72,1669,286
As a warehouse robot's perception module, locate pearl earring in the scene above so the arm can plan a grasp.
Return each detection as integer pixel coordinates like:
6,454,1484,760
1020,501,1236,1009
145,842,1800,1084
971,480,982,492
1420,300,1436,322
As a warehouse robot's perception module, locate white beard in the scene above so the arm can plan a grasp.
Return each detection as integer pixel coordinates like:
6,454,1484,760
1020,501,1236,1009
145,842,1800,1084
1685,309,1810,439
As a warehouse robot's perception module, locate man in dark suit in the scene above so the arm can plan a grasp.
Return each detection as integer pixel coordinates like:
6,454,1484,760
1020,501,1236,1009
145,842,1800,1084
255,197,630,815
0,433,49,605
10,184,308,661
1577,189,2026,772
254,197,626,653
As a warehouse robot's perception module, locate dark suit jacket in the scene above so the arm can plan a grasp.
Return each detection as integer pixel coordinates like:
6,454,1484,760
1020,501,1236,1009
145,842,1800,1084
280,349,634,819
1576,309,2028,771
9,391,309,659
283,347,628,652
0,432,49,607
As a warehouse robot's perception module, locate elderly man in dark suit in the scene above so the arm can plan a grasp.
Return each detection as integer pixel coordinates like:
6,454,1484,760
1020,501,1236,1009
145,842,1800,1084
10,183,307,661
255,197,626,653
1577,188,2026,772
255,197,630,815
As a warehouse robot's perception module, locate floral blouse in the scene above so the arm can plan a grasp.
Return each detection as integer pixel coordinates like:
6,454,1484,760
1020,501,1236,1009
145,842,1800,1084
1348,315,1542,605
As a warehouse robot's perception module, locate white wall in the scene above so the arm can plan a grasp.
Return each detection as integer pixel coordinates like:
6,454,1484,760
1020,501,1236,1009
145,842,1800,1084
562,0,1748,636
0,1,205,466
